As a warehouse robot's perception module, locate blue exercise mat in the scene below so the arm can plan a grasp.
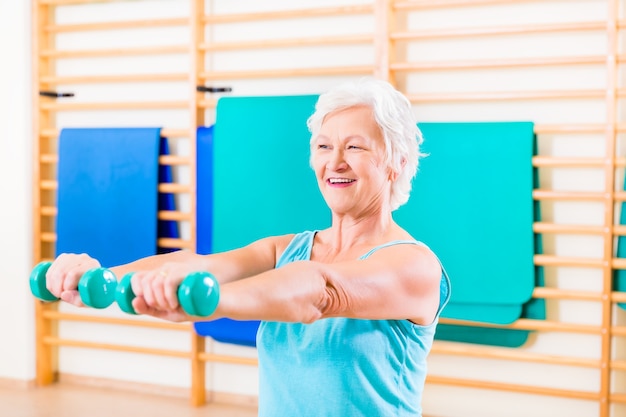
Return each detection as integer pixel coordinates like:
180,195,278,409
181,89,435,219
196,126,214,256
56,128,163,267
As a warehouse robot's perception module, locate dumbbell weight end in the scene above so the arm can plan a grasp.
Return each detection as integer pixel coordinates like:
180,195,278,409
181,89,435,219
29,261,58,302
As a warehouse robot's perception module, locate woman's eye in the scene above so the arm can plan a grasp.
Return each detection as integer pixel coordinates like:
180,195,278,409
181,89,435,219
317,144,330,149
348,145,362,150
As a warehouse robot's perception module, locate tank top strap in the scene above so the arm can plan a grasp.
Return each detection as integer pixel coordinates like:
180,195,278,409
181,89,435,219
359,239,426,260
276,230,317,268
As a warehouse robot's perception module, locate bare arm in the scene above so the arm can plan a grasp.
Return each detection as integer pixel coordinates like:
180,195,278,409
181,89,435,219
112,235,287,285
47,234,292,307
212,243,442,325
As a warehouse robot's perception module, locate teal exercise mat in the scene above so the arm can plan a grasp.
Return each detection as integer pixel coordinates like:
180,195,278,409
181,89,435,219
56,128,163,267
211,95,329,253
434,133,545,346
394,122,537,312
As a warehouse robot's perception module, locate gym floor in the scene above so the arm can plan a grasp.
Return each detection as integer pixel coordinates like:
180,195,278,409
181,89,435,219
0,383,258,417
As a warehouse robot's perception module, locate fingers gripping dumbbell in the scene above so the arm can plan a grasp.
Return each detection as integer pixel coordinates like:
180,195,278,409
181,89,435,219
29,261,117,309
30,262,220,317
115,270,220,316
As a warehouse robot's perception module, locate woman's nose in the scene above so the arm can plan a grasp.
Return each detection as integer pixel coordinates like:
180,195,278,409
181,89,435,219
328,149,348,171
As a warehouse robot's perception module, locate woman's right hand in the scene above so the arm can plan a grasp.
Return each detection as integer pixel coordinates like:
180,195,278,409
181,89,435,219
45,253,101,307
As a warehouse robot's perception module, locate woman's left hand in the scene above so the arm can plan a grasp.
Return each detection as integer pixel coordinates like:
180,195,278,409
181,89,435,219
129,261,204,322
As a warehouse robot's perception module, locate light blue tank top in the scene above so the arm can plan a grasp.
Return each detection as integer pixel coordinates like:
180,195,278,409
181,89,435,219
256,231,451,417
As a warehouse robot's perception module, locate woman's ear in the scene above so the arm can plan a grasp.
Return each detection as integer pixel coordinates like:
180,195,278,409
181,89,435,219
389,158,407,182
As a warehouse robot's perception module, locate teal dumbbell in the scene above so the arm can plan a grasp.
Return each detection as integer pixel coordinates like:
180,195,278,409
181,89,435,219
29,261,118,309
115,271,220,317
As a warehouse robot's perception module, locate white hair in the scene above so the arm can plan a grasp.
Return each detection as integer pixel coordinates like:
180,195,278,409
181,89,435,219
307,78,425,211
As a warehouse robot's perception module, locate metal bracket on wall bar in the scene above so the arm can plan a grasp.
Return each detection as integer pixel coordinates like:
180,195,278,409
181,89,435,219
196,86,232,93
39,91,75,98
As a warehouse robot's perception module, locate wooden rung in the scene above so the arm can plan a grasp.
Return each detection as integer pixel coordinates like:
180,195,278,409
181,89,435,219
394,0,547,10
614,294,626,305
43,18,188,33
40,128,191,139
426,375,599,401
534,124,605,134
40,73,187,85
161,129,192,138
43,336,190,358
40,181,191,193
41,310,190,331
532,156,606,167
532,189,607,201
40,207,188,221
40,101,189,111
202,5,374,24
197,352,258,366
40,45,188,59
614,191,626,202
534,254,605,269
611,258,626,270
611,360,626,371
616,157,626,167
613,225,626,236
40,206,57,216
432,341,600,368
392,56,604,72
391,21,605,40
406,90,605,103
439,317,602,334
40,180,57,190
201,34,373,52
39,233,192,248
41,232,56,243
611,393,626,404
158,238,194,250
158,211,192,222
532,287,602,302
40,154,57,164
159,155,192,166
40,155,192,166
199,66,373,81
158,183,191,193
611,324,626,336
533,222,607,235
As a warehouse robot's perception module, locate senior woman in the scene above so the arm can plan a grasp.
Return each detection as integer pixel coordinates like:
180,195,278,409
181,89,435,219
45,78,451,416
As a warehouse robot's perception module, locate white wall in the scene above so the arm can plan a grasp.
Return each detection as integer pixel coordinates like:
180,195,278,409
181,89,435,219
0,1,35,381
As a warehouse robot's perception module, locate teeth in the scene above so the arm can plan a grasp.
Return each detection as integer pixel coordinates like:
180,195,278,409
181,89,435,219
329,178,354,184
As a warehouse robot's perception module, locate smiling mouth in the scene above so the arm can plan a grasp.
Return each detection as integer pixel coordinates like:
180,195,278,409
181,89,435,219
328,178,356,184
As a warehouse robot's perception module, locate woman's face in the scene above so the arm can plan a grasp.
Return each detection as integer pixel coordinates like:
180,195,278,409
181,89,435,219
311,105,392,217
